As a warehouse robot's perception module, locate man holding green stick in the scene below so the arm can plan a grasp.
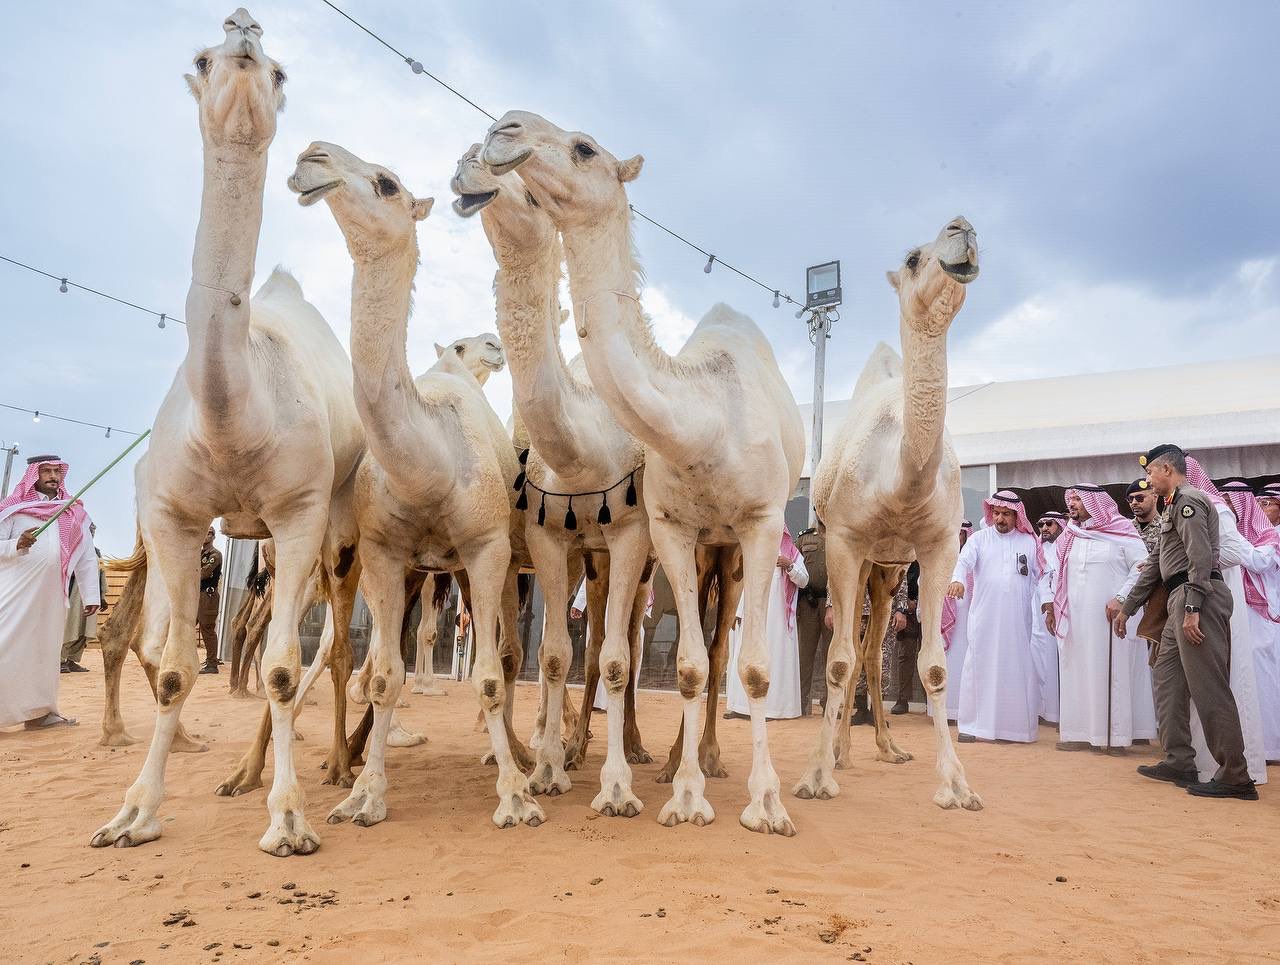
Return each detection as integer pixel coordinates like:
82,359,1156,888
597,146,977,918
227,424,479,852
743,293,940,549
0,455,100,729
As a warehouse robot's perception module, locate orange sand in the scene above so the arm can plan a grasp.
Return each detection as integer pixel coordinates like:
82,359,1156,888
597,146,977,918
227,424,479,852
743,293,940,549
2,651,1278,963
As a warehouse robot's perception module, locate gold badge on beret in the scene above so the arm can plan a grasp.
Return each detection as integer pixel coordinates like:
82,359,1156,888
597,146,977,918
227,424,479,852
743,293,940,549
1181,505,1195,518
1138,454,1148,467
1138,480,1148,489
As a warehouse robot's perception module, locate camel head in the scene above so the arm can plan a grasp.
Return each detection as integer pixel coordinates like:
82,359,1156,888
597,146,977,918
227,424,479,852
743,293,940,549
185,8,286,151
288,141,434,261
887,217,979,336
451,143,557,266
479,111,643,229
433,334,506,385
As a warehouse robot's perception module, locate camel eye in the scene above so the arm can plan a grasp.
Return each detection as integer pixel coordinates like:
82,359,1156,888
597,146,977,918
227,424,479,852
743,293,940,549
195,56,210,74
272,68,286,88
455,344,465,356
524,190,540,208
574,142,597,160
905,251,920,271
374,174,399,197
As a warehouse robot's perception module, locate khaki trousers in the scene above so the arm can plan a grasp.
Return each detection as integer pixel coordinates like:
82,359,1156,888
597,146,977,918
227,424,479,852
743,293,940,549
1154,582,1248,785
796,596,832,710
197,591,221,665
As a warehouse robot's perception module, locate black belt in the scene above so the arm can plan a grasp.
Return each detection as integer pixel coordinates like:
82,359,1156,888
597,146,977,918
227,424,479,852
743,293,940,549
802,588,827,603
1164,570,1223,593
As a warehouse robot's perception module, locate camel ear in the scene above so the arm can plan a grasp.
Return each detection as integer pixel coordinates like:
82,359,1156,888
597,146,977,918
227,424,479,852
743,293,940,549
412,197,434,221
434,342,446,358
184,74,201,99
886,270,901,291
617,155,644,183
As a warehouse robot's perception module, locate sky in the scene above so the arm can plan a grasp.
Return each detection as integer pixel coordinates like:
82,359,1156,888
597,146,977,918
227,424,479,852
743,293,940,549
2,0,1278,555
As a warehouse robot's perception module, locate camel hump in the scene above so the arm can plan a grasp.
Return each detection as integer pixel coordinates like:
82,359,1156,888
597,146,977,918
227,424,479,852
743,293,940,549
252,267,305,304
852,341,903,400
699,302,755,330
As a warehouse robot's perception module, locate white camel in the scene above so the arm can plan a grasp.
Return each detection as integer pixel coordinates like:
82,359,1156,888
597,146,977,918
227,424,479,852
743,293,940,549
91,9,364,857
482,112,805,835
290,141,541,828
794,216,983,811
452,145,655,817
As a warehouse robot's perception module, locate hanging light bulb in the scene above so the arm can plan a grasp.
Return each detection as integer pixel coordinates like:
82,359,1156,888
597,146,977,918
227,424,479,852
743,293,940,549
105,427,112,439
59,278,68,293
772,290,780,308
32,410,40,423
405,56,425,74
795,307,805,320
703,254,716,274
158,313,166,330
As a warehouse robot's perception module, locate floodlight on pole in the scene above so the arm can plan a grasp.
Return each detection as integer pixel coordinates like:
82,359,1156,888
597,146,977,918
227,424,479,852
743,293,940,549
798,260,841,522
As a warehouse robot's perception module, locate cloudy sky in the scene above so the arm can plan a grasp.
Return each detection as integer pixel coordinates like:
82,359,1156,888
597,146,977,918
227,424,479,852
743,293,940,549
2,0,1277,553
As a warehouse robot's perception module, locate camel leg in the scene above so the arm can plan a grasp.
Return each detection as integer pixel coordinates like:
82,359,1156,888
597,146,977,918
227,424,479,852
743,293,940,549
592,517,650,817
651,518,714,828
526,525,572,796
794,533,867,801
91,514,206,849
320,546,360,787
99,563,148,747
699,549,741,779
466,536,543,828
623,566,653,765
327,539,406,829
566,560,606,769
235,591,271,698
832,562,872,769
412,579,446,696
916,538,982,811
498,563,534,771
863,565,913,765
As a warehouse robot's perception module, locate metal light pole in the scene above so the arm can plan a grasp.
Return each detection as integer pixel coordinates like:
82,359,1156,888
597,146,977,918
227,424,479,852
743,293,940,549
799,261,841,523
1,442,19,495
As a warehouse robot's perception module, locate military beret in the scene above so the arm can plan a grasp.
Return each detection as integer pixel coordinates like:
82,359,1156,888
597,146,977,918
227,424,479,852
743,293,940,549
1138,443,1183,468
1126,478,1152,496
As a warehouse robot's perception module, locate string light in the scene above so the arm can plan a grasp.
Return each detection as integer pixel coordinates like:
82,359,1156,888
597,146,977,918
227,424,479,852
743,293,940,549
1,255,185,328
773,290,780,308
1,403,143,438
703,254,716,274
318,0,803,311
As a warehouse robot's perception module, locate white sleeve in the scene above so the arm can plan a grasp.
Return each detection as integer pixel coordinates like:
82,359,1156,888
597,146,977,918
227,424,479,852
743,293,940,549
571,578,587,611
951,534,979,584
0,514,27,557
1038,550,1058,605
72,525,101,606
1216,508,1252,569
1117,539,1147,598
786,554,809,589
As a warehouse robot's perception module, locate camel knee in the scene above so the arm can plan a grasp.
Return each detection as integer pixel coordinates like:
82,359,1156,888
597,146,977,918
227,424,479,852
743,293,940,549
827,659,851,688
266,666,297,704
369,673,398,708
924,663,946,694
676,660,707,700
474,675,504,714
741,663,770,701
156,669,191,707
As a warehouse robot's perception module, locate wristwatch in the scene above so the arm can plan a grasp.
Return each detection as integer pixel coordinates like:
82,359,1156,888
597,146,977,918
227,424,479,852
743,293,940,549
1184,604,1201,614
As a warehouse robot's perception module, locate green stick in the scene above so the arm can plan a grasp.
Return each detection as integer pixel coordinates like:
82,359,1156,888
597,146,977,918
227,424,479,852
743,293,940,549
32,429,151,537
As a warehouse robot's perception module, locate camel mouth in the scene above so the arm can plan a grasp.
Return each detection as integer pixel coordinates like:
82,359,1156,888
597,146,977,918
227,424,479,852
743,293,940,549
484,146,533,177
481,356,505,372
296,181,341,206
939,260,980,283
452,191,498,218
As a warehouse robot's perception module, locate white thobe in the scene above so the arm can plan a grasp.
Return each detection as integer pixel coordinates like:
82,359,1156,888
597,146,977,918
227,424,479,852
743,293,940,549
1029,543,1061,723
928,588,971,722
571,579,645,712
1248,525,1280,761
1055,535,1156,748
951,527,1042,742
0,507,99,727
1189,508,1269,784
726,557,807,719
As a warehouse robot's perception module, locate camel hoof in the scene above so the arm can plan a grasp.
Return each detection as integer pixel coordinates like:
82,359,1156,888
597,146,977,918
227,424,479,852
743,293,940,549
479,751,496,767
656,793,714,828
99,730,140,748
877,751,913,765
321,768,356,789
492,794,545,829
792,770,839,801
741,796,797,837
172,736,209,754
700,758,729,780
260,823,321,857
626,746,653,766
214,766,264,798
528,762,572,797
654,769,675,785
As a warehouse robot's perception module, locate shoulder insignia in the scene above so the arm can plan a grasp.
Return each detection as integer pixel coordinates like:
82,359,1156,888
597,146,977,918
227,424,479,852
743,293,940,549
1181,505,1195,518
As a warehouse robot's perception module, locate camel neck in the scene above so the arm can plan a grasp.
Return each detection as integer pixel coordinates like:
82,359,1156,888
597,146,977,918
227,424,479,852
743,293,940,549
184,148,269,438
560,216,683,457
897,313,949,492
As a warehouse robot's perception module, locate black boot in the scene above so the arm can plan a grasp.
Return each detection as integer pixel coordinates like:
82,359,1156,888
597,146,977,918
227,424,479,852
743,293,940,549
851,693,873,726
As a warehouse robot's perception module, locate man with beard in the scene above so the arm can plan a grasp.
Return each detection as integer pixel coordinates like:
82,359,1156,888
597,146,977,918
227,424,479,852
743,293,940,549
1047,485,1155,753
197,527,224,674
1030,511,1067,725
1117,444,1255,799
1259,485,1280,528
0,456,100,729
947,492,1043,744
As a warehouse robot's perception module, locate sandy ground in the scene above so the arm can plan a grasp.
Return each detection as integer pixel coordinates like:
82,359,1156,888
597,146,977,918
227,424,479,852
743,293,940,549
2,652,1279,964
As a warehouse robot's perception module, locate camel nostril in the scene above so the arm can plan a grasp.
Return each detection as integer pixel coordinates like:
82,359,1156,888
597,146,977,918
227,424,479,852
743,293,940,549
494,122,522,135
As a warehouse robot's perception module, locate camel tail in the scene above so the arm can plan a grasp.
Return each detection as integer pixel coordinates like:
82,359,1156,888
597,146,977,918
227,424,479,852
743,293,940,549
431,573,453,611
104,527,147,573
97,552,147,655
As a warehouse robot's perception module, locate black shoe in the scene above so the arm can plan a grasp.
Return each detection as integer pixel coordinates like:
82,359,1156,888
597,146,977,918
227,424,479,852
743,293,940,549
890,700,909,715
850,701,873,726
1186,779,1258,801
1136,762,1198,787
60,661,71,674
722,710,748,721
957,733,976,743
64,661,89,673
199,664,219,675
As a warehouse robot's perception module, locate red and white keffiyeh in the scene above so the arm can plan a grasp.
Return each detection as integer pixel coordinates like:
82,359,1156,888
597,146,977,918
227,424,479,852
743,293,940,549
0,458,90,592
1184,456,1226,508
1052,485,1142,639
1221,480,1280,623
779,527,800,629
941,521,974,651
983,490,1045,571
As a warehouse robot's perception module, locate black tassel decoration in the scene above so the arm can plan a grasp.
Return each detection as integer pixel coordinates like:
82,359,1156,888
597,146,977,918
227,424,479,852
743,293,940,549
565,496,578,531
625,472,637,507
597,493,612,526
513,470,526,492
515,485,528,511
518,447,529,465
537,493,546,527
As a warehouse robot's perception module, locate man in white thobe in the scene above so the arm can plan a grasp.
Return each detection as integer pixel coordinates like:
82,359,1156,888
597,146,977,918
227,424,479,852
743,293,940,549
726,528,807,720
1255,484,1280,761
947,492,1042,744
1030,511,1066,725
0,456,100,729
570,577,649,712
930,521,972,723
1046,485,1155,752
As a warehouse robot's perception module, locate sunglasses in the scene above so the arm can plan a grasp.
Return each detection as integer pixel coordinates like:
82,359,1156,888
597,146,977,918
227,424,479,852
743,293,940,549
1017,553,1028,576
1125,494,1149,503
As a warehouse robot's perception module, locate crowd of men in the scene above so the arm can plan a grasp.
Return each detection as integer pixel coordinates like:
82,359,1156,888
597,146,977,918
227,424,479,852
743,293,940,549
795,444,1279,802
